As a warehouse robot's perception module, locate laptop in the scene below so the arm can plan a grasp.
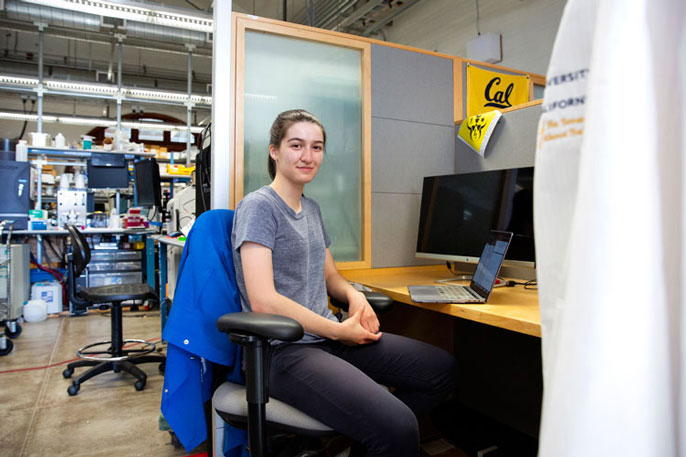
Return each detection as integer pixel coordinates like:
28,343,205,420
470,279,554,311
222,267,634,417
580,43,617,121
408,230,513,304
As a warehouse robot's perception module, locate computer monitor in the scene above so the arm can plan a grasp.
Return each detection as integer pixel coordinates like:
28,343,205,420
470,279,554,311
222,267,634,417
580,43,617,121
133,159,162,209
416,167,535,268
87,153,129,189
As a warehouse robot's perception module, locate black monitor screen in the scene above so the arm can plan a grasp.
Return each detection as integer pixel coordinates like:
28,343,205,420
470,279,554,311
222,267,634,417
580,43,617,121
416,167,535,266
134,159,162,208
87,153,129,189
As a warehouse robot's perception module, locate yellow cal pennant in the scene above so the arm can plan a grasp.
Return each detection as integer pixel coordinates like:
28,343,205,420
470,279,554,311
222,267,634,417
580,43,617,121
457,110,502,157
467,65,529,116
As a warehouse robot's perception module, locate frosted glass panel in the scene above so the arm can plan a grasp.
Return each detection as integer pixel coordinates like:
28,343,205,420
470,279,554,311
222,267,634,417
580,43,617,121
244,31,363,262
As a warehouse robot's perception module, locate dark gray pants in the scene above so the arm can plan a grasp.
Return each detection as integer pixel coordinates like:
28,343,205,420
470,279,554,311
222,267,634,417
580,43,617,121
269,333,456,457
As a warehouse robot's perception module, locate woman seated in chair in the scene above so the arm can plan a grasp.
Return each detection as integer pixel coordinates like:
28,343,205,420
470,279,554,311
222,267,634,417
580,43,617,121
233,109,456,457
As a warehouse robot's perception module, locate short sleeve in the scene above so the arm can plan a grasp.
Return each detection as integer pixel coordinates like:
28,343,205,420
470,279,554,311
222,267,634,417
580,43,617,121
310,198,331,248
232,194,277,252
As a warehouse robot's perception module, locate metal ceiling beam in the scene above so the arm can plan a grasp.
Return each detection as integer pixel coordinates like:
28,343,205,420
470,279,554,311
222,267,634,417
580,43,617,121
361,0,420,37
316,0,357,30
330,0,382,32
288,0,422,39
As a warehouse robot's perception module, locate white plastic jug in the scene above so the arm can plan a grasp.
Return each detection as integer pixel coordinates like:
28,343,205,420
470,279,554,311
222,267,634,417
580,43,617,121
30,132,49,147
31,281,62,314
24,299,47,322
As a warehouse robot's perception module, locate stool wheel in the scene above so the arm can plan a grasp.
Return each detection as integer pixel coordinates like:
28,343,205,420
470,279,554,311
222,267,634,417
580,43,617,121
63,367,74,378
68,383,80,396
0,338,13,356
5,321,22,339
134,380,146,391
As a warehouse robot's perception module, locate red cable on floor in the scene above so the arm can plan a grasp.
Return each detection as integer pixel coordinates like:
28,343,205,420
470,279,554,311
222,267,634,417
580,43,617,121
0,336,163,375
0,357,81,374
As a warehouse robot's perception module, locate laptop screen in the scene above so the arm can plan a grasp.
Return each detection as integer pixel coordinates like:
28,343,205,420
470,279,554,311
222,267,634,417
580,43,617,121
470,231,513,299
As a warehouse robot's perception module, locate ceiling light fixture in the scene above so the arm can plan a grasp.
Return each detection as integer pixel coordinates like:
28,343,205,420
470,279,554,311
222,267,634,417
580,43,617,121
0,75,41,86
47,80,119,95
0,110,203,133
57,116,117,126
120,120,203,133
0,112,58,122
0,74,212,105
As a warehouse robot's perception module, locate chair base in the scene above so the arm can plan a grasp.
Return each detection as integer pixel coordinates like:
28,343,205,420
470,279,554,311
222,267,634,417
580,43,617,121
63,352,166,395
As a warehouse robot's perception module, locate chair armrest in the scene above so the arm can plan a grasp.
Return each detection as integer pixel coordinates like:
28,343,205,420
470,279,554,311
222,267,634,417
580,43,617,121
216,312,304,342
330,290,394,314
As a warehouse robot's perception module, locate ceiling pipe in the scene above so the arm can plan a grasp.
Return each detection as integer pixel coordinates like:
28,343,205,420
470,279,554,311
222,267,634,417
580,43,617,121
123,21,206,46
4,0,209,45
5,0,101,31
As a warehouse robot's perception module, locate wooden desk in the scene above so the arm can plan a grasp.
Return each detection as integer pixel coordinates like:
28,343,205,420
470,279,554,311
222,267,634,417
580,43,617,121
341,265,540,337
343,265,544,440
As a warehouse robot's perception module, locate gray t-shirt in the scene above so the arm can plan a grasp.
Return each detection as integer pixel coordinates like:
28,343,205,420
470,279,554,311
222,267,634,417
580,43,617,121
232,186,337,343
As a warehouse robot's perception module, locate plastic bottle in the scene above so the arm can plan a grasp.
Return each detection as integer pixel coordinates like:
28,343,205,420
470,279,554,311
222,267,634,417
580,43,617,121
15,140,28,162
113,129,125,151
74,171,85,189
108,208,121,228
55,133,66,149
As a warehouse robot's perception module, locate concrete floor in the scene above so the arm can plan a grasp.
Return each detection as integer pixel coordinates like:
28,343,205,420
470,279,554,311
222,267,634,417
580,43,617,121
0,311,466,457
0,311,198,457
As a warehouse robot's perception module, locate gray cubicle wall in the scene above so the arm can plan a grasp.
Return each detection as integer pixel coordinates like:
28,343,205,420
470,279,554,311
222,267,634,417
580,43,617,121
370,42,542,267
455,104,539,174
370,44,455,267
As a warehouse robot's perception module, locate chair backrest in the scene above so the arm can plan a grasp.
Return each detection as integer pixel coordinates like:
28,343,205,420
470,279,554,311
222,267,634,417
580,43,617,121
66,225,91,277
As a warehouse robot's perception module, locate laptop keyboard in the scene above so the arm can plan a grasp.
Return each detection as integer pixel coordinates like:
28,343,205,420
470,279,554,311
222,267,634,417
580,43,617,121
436,285,478,301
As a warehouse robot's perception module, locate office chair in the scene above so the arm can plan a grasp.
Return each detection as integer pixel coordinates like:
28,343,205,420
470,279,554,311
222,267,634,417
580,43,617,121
214,293,392,457
161,209,392,457
62,224,166,396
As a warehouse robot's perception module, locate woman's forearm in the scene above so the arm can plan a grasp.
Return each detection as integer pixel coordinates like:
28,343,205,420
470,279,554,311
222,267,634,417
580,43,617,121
250,289,341,340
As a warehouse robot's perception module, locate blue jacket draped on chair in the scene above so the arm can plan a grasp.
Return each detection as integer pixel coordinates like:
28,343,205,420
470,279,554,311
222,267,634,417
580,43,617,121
160,209,247,456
